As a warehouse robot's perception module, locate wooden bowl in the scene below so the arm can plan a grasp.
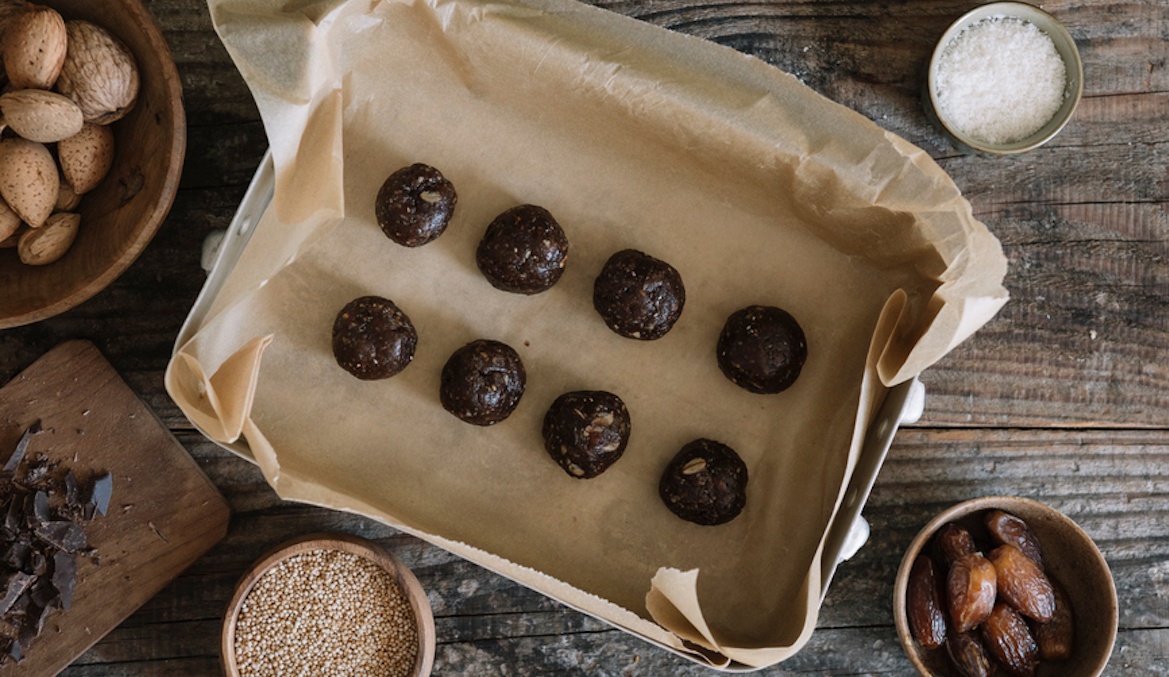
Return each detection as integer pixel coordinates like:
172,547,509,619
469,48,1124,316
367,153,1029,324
893,496,1117,677
222,533,436,677
0,0,185,328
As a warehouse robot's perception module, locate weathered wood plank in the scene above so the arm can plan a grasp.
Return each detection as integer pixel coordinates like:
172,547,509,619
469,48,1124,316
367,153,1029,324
53,428,1165,673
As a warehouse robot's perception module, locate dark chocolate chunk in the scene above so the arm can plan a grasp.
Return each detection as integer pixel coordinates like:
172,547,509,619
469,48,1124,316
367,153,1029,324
0,572,33,615
440,340,526,426
592,249,685,340
332,295,418,380
542,391,632,479
476,204,569,294
716,305,807,394
35,522,86,553
659,439,748,526
1,542,31,571
375,163,457,247
0,422,112,666
52,551,76,610
31,491,49,525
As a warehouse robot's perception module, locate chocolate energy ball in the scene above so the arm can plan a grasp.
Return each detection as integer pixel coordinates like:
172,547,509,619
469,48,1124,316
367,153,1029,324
476,204,569,294
332,296,417,380
659,439,748,526
375,163,457,247
542,391,632,479
440,339,526,425
592,249,685,340
716,305,807,394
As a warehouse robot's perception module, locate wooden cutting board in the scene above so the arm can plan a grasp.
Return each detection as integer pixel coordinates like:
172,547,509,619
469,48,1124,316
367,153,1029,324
0,340,230,676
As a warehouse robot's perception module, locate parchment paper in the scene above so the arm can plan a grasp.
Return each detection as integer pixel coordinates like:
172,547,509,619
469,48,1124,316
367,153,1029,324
167,0,1008,667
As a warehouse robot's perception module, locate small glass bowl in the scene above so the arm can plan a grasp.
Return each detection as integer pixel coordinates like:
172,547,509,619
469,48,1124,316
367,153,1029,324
925,2,1083,155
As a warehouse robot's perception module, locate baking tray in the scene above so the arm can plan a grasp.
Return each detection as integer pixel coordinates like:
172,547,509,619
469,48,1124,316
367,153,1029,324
176,151,925,671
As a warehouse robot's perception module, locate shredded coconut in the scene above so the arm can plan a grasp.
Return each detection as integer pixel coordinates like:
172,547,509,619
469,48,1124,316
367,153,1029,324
935,16,1067,145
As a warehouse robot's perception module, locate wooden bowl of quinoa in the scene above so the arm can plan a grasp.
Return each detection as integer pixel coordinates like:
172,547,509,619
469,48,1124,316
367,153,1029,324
925,1,1083,154
222,533,435,677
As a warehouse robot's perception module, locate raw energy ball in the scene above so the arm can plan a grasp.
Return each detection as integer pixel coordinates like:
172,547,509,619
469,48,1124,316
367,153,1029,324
375,163,457,247
659,438,748,525
592,248,685,340
542,390,631,478
440,339,526,425
476,204,569,294
332,296,418,380
716,304,807,394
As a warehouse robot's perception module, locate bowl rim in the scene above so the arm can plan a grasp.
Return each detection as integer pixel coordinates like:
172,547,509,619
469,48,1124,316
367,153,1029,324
0,0,186,329
925,1,1084,155
221,532,436,677
892,495,1118,677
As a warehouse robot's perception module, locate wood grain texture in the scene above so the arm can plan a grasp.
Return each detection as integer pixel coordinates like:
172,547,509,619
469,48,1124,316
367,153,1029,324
0,0,1165,674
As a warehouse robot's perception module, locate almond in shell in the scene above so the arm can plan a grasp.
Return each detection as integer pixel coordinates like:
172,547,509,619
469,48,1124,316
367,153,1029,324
55,177,80,211
1,5,67,90
58,121,114,194
0,137,58,227
17,211,78,265
0,196,19,241
55,20,140,125
0,88,84,143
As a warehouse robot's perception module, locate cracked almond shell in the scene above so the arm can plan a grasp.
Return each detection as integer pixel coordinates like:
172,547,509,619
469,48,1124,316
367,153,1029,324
55,20,140,125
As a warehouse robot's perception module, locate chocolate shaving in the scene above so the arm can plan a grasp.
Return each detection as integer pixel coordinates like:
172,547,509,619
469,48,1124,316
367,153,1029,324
35,522,87,554
2,422,39,473
89,473,112,518
0,422,111,665
0,572,33,615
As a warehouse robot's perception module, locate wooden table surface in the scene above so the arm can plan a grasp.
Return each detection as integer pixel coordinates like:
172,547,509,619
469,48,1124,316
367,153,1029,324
1,0,1165,674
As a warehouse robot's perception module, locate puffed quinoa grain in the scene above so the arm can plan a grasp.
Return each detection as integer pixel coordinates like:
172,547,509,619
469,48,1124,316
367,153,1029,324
233,548,418,677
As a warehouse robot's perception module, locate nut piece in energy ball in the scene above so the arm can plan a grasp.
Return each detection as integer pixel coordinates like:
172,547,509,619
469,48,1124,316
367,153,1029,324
980,602,1039,677
659,439,747,526
947,552,997,633
440,339,526,425
374,163,457,247
716,305,807,394
476,204,568,294
592,249,686,340
906,553,947,650
332,296,418,380
988,544,1055,623
542,390,631,479
985,509,1045,569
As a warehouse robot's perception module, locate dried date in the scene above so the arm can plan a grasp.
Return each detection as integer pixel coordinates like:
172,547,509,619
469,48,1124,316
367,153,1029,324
989,544,1055,623
947,552,997,633
981,602,1039,677
1034,580,1075,661
985,510,1045,569
946,631,991,677
934,522,977,567
906,554,947,649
